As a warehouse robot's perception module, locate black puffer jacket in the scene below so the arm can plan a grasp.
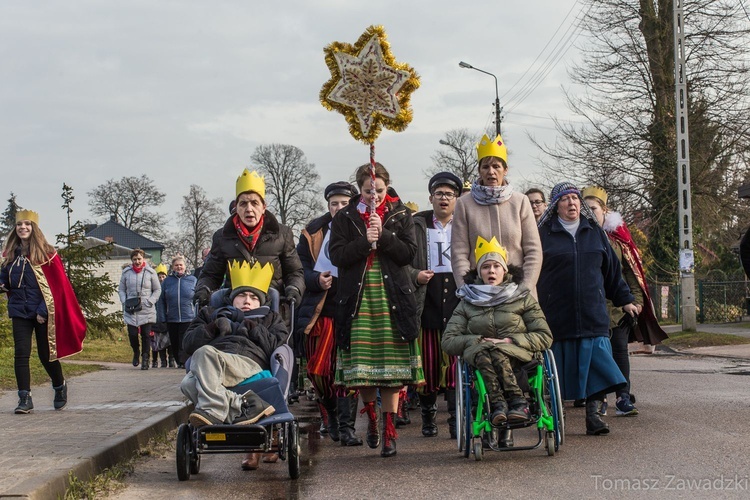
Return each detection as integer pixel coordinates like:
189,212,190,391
183,305,288,371
329,189,419,349
196,211,304,296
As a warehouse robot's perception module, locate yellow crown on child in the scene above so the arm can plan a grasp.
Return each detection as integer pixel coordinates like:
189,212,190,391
476,134,508,163
581,186,608,206
15,210,39,225
228,260,273,294
154,263,168,275
236,169,266,200
474,236,507,266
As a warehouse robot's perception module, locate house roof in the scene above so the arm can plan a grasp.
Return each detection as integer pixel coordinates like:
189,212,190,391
85,218,164,251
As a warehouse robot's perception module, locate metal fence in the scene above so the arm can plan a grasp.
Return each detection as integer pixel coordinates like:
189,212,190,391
648,282,681,324
697,280,750,323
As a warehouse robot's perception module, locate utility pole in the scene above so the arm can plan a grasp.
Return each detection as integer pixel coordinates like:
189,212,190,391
673,0,697,330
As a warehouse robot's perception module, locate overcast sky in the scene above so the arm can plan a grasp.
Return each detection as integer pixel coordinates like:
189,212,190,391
1,0,585,240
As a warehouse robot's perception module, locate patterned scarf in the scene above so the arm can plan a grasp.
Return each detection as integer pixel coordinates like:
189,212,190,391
603,211,652,304
457,281,525,307
470,179,514,206
537,181,598,227
234,213,265,252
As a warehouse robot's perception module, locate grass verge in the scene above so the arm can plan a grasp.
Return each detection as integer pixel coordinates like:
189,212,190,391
662,330,750,349
64,430,175,499
0,336,136,391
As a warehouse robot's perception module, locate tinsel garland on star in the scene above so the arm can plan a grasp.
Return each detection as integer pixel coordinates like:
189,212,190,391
320,25,420,144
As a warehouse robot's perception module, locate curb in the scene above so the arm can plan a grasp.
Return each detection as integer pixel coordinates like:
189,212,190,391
6,403,192,499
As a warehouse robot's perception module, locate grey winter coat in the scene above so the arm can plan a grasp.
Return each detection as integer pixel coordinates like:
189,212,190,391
118,265,161,327
441,277,552,367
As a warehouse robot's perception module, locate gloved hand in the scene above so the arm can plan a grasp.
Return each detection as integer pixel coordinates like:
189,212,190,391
194,286,211,307
215,317,233,337
285,286,301,306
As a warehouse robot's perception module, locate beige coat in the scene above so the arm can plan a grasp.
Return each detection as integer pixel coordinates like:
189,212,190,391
451,191,542,294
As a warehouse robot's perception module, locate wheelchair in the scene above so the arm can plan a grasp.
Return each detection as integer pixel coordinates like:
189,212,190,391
175,287,301,480
455,349,565,461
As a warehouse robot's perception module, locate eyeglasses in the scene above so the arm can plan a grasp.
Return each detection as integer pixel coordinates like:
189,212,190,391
432,191,456,200
529,200,545,206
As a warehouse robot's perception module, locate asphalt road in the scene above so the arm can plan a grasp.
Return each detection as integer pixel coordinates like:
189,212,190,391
110,352,750,499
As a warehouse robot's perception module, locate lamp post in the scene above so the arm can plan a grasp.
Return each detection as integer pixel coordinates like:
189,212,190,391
459,61,502,136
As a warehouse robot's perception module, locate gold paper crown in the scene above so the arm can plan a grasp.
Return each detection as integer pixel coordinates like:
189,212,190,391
228,260,273,294
154,263,168,275
581,186,608,206
463,180,472,191
476,134,508,163
474,236,508,266
236,169,266,200
15,210,39,225
404,201,419,212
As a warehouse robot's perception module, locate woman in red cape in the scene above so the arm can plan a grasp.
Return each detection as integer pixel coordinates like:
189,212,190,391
1,210,86,414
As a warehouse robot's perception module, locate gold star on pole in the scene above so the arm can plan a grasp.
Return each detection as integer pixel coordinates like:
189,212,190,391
321,25,420,144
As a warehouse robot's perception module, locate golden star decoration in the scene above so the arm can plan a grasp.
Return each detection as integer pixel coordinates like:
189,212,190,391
320,25,420,144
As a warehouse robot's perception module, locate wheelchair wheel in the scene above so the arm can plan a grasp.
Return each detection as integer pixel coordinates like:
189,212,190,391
545,431,555,456
189,439,201,475
176,423,191,481
545,350,565,447
473,440,483,461
288,420,301,479
462,363,473,458
456,358,465,453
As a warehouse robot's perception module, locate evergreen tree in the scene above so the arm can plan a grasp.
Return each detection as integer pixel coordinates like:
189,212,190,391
0,192,20,240
58,184,122,336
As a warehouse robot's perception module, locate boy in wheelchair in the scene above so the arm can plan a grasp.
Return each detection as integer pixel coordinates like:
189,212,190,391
181,261,287,428
442,237,552,426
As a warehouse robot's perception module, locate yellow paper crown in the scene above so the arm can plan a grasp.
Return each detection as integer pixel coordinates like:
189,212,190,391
236,169,266,200
228,260,273,294
154,263,168,275
474,236,507,266
581,186,608,206
404,201,419,212
476,134,508,164
15,210,39,225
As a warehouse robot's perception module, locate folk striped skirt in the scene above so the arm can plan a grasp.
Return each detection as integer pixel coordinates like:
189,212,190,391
335,258,424,388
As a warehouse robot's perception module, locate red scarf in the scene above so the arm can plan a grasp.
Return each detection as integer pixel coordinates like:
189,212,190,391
234,214,265,251
132,262,145,274
606,223,651,303
358,194,399,268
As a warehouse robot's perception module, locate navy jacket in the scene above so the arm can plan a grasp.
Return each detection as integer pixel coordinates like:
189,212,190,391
0,249,47,319
158,272,197,323
537,216,634,340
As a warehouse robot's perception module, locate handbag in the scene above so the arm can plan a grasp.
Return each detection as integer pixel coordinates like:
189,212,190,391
125,297,142,313
125,268,146,313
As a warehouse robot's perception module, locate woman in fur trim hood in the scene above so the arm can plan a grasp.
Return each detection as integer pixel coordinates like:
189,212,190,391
583,187,668,417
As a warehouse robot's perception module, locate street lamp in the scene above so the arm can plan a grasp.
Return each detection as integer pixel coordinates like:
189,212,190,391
459,61,502,136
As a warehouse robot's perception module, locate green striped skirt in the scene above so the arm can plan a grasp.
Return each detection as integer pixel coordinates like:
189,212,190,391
335,258,425,388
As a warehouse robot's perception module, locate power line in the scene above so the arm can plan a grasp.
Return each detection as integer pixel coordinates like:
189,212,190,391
741,0,750,22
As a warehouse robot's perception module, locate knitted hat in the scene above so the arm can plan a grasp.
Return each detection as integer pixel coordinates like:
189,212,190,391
537,181,598,227
229,285,266,306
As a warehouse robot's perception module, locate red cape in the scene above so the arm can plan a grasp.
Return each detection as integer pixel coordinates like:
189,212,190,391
34,253,87,360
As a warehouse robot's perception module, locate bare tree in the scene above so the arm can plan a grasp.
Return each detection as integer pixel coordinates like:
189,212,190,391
426,129,480,183
87,175,167,239
173,184,224,270
250,144,324,235
534,0,750,279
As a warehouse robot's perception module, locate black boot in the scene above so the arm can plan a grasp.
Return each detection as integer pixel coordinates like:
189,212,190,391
361,401,380,449
15,390,33,414
446,389,457,439
151,352,158,368
381,411,397,457
499,429,514,447
141,351,149,370
322,398,340,442
394,392,410,428
160,350,168,368
53,381,68,410
338,395,363,446
586,399,610,435
317,402,329,436
419,392,438,437
129,333,140,366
